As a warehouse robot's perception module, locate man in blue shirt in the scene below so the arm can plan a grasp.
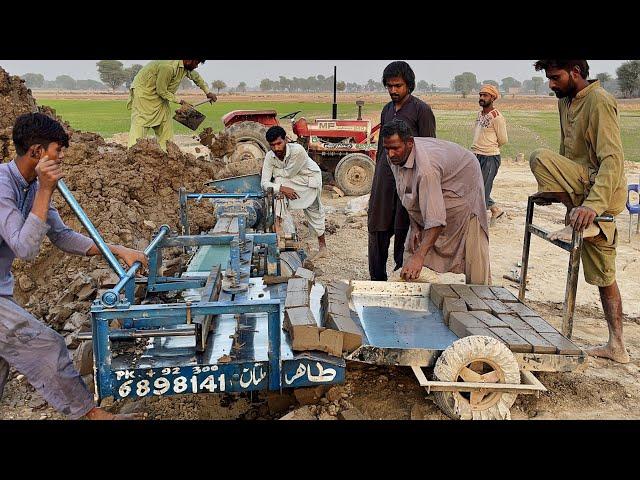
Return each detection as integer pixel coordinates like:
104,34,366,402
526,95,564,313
0,113,147,419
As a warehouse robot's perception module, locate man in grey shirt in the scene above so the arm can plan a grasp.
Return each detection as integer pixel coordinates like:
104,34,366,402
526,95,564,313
0,113,147,419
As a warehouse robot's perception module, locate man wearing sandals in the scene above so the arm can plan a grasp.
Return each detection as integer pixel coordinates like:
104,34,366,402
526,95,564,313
471,84,508,226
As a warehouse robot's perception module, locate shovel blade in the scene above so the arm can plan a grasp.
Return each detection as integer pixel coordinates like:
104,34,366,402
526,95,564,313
173,106,206,131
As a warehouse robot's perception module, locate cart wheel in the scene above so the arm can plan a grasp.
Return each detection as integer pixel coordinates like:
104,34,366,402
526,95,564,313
433,335,520,420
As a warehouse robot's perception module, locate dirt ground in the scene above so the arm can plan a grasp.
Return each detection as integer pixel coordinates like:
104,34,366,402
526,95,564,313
2,70,640,420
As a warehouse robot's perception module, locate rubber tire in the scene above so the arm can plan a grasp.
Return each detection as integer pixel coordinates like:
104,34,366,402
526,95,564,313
334,153,375,196
224,121,270,158
433,335,521,420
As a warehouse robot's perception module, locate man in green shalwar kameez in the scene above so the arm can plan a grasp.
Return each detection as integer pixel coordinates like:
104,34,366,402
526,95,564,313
530,59,629,363
127,60,216,152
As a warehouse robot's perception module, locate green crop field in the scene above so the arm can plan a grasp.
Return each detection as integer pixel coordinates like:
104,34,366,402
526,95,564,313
38,99,640,161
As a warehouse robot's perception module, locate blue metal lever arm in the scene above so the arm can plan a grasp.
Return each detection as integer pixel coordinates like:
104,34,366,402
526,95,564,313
101,225,171,306
186,193,263,199
57,180,126,278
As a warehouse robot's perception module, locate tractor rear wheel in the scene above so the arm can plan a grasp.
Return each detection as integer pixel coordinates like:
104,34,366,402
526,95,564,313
223,121,270,164
334,153,375,196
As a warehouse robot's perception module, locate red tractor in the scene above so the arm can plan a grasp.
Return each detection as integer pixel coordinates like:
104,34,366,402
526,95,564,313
221,101,380,196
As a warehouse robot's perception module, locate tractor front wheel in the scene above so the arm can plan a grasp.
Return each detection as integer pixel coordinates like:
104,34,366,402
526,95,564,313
334,153,375,196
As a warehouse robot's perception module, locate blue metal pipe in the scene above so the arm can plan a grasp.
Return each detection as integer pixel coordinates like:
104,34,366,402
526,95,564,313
161,233,277,248
91,299,281,320
101,225,171,306
186,193,263,199
57,180,126,278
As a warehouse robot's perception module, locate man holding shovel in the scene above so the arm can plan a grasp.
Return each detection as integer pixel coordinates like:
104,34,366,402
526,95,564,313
127,60,216,152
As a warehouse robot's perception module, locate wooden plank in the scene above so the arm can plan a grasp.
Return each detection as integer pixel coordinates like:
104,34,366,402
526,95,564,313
450,284,490,312
442,297,468,326
484,299,513,316
429,284,459,309
448,312,485,338
520,316,558,334
513,329,557,354
497,314,532,330
470,285,497,300
507,302,539,317
490,286,519,303
490,327,533,353
469,311,508,328
465,327,506,344
539,332,582,355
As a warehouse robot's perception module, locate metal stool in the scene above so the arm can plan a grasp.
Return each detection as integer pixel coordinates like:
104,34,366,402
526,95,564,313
519,194,613,338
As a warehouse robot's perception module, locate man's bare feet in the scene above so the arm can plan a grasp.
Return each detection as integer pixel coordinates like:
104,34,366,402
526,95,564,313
84,407,145,420
547,225,574,242
586,343,630,364
548,224,600,242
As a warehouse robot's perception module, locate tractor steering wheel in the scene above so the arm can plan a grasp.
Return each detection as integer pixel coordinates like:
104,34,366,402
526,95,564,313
279,110,302,120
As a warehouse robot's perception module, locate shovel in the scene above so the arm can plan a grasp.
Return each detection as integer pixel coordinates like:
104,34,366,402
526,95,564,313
173,99,211,131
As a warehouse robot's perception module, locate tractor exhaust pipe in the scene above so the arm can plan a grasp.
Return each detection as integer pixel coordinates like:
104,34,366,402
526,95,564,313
332,65,337,120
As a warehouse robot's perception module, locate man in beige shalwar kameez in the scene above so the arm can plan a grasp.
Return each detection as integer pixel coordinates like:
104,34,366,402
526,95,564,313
381,119,491,284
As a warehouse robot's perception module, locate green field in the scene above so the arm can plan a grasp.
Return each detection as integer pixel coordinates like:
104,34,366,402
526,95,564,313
39,99,640,161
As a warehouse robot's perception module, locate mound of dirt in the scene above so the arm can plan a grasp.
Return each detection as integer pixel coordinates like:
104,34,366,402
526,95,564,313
12,137,219,325
0,66,39,160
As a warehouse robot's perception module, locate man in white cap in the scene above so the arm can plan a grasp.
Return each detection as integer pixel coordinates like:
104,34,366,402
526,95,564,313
471,84,508,225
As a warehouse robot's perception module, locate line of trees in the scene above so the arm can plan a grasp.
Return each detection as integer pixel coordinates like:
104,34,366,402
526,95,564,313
450,73,551,97
256,76,439,93
449,62,640,98
21,73,107,91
